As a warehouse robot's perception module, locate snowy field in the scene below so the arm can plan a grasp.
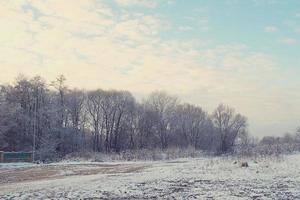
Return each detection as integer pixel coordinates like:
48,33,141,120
1,154,300,200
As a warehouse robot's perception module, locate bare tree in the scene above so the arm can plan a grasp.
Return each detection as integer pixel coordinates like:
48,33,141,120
87,89,104,151
136,104,160,149
212,104,247,153
66,89,85,129
171,104,208,148
112,91,136,152
295,127,300,142
51,75,68,128
143,91,178,149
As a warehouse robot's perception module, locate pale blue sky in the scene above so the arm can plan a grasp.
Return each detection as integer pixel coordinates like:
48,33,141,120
110,0,300,67
0,0,299,137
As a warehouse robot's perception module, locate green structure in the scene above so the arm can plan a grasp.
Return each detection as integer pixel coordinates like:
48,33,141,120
0,151,33,163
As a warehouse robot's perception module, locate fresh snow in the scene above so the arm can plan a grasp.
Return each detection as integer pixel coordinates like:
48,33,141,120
0,162,37,169
1,155,300,199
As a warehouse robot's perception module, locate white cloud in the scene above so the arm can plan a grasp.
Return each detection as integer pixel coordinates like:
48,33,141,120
0,0,280,96
280,38,298,45
112,14,165,43
295,28,300,33
252,0,281,6
167,0,176,5
178,26,193,31
184,14,210,31
264,26,278,33
115,0,158,8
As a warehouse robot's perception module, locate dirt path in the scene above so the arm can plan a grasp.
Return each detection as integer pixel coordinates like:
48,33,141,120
0,163,148,185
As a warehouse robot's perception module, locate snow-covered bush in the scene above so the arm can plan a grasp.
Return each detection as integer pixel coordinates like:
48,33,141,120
62,147,206,162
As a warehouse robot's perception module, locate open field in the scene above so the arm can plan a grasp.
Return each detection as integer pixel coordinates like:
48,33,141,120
1,155,300,200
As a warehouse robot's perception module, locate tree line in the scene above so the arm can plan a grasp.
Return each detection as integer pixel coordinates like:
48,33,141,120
0,75,250,160
257,129,300,155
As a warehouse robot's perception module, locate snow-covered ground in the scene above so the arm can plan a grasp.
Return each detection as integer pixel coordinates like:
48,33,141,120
0,162,37,169
1,154,300,199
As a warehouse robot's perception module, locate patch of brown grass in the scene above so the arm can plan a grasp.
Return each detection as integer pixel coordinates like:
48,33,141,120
0,163,149,185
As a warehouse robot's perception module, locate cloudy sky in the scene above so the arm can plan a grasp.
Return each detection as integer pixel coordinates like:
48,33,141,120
1,0,300,137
